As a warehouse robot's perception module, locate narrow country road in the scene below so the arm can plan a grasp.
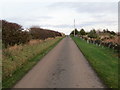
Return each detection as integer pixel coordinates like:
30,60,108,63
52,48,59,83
14,37,105,88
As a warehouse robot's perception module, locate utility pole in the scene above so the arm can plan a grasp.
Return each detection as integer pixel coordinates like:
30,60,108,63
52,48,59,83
74,19,75,37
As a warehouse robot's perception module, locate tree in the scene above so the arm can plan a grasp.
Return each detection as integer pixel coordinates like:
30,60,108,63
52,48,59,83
103,29,111,34
88,29,98,38
106,29,111,33
110,31,116,35
70,28,79,35
79,28,86,35
103,29,106,33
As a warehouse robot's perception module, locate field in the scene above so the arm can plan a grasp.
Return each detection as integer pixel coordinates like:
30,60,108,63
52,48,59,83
2,37,63,88
72,37,118,88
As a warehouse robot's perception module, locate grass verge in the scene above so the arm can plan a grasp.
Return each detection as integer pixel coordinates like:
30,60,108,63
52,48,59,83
72,37,118,88
2,37,63,88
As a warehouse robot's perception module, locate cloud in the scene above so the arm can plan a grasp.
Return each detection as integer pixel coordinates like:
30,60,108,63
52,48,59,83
1,0,119,3
1,1,118,34
48,2,118,13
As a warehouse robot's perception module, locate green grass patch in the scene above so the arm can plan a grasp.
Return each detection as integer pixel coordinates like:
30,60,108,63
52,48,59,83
2,37,63,88
72,37,118,88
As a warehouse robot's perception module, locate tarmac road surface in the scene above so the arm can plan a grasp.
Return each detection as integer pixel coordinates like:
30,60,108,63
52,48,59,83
14,37,105,88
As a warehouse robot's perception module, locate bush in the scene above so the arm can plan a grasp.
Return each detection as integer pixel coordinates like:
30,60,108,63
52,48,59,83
79,28,86,35
2,20,62,48
29,26,62,40
70,28,79,35
2,20,30,48
88,29,98,38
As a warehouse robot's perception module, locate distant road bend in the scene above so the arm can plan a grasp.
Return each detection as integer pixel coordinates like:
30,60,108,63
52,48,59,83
14,37,105,88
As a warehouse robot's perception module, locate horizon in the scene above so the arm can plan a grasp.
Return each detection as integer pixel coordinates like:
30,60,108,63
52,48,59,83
1,19,119,35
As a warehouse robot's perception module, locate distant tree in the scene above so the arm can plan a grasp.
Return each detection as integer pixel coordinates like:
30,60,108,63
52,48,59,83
70,28,79,35
29,26,62,40
103,29,112,33
103,29,106,33
70,30,74,35
106,29,111,33
88,29,98,38
85,32,89,35
79,28,86,35
103,29,116,35
110,31,116,35
75,28,79,35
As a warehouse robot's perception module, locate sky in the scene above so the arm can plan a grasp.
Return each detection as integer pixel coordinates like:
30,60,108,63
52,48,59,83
1,0,119,35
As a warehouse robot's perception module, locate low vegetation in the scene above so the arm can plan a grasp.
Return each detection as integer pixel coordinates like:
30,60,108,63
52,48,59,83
72,37,118,88
2,20,62,48
70,28,120,57
3,37,63,88
2,20,64,88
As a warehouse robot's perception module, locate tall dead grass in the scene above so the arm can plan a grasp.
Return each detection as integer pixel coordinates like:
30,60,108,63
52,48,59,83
2,37,61,80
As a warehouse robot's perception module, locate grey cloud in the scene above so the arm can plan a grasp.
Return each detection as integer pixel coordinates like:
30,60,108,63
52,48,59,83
6,16,53,21
4,15,53,25
48,2,117,14
41,24,73,28
40,19,117,29
2,1,118,34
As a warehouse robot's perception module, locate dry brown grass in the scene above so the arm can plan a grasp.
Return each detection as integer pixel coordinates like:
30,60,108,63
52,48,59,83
2,37,62,80
28,39,43,45
8,37,55,50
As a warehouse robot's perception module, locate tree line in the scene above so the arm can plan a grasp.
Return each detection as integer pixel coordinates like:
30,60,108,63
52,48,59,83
70,28,116,38
70,28,120,57
2,20,62,48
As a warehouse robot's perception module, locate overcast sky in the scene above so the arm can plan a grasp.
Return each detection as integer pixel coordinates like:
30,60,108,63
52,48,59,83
1,0,119,35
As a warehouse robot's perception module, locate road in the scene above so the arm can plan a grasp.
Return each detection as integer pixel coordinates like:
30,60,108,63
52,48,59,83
14,37,105,88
